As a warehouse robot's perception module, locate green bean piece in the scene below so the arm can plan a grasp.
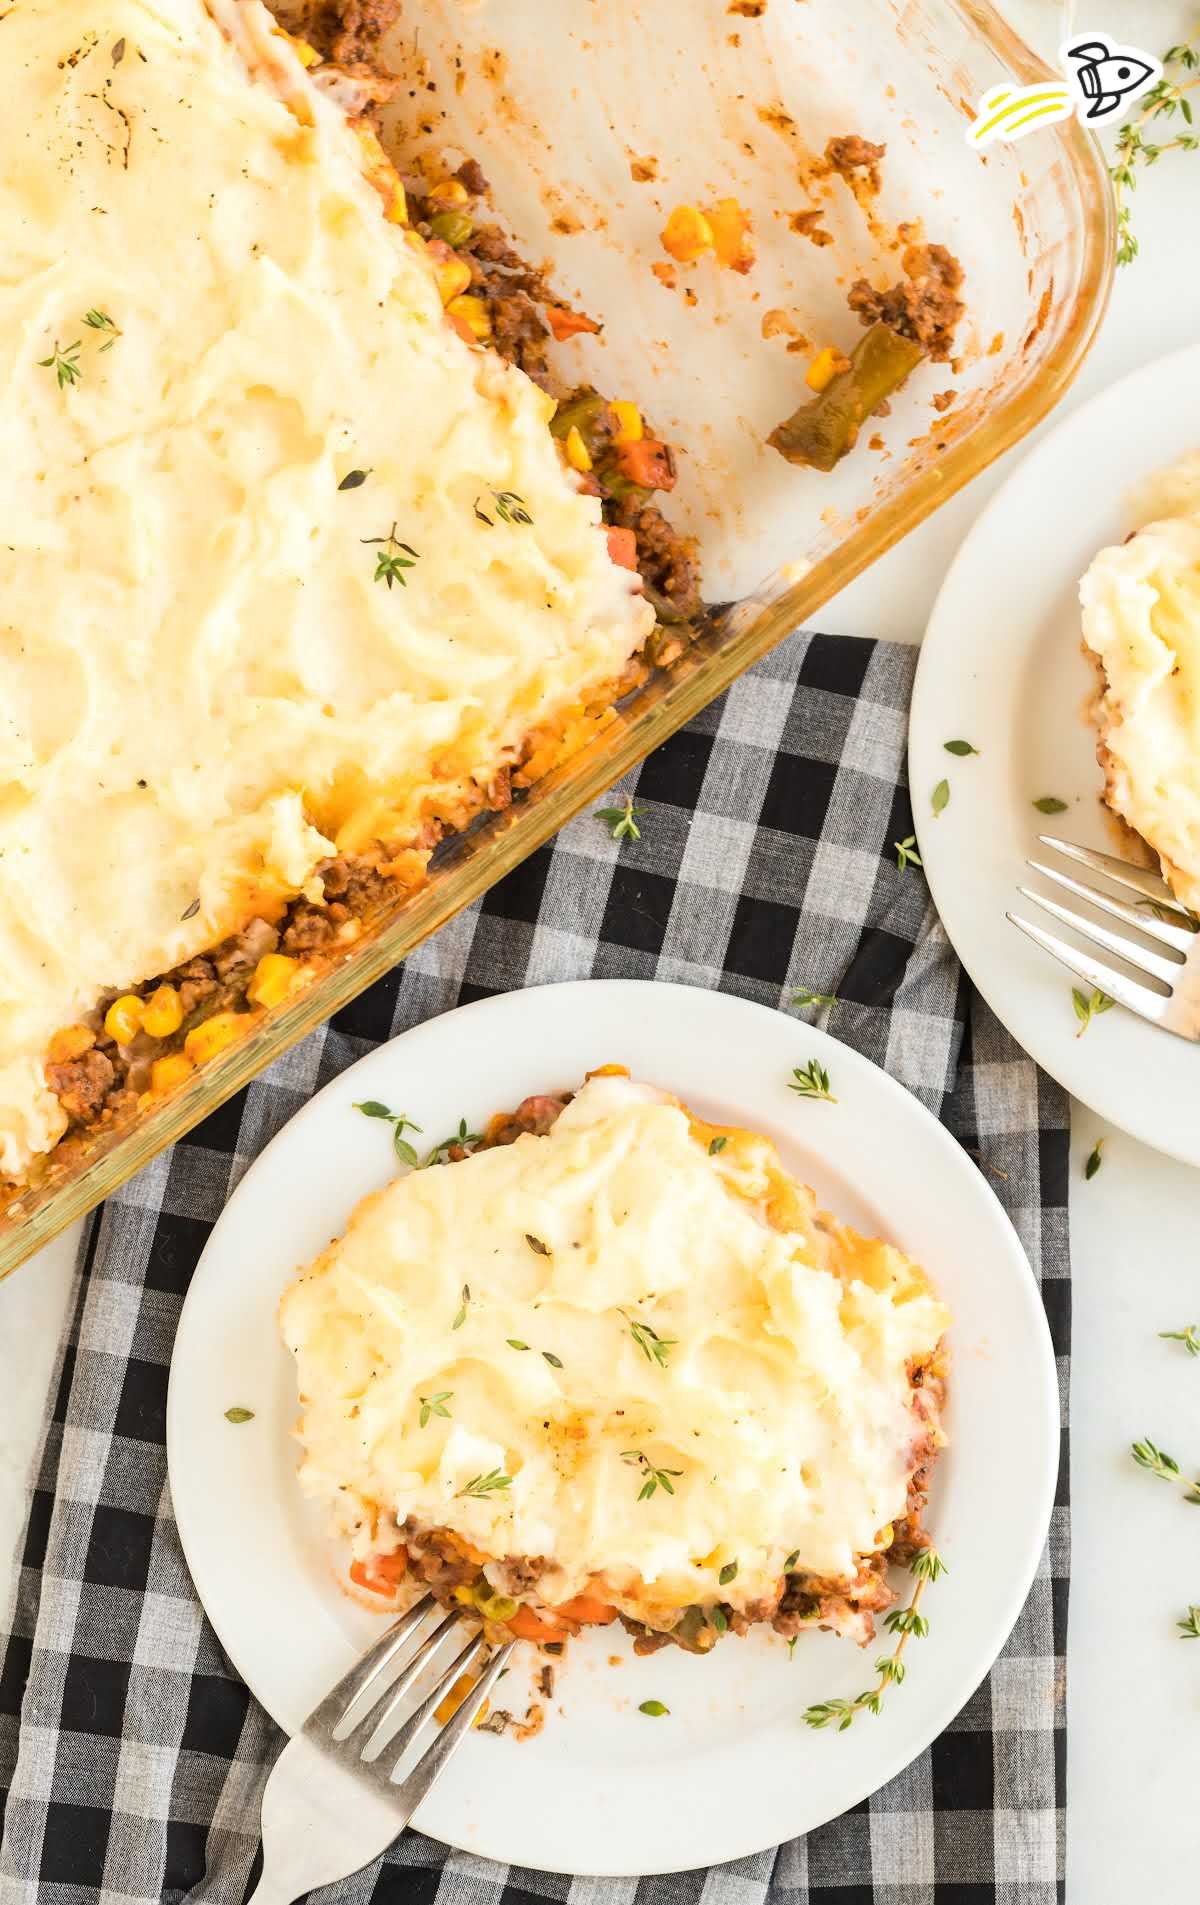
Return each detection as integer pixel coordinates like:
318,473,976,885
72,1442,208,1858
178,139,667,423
767,322,926,472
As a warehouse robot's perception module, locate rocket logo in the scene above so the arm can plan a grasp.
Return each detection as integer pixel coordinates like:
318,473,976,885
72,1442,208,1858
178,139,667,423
967,31,1161,149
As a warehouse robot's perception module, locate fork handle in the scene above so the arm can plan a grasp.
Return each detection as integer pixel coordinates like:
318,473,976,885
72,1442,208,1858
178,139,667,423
245,1866,299,1905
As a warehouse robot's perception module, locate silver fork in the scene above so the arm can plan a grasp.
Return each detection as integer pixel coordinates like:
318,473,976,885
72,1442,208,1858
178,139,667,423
248,1595,514,1904
1008,834,1200,1038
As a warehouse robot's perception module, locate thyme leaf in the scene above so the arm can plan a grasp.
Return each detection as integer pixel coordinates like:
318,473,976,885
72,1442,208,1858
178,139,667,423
894,834,923,871
595,796,645,842
931,778,950,817
419,1391,453,1427
457,1468,512,1499
628,1317,676,1367
1032,796,1068,815
353,1099,423,1166
361,521,419,588
38,339,82,389
1160,1324,1200,1358
1072,987,1115,1037
224,1406,255,1423
622,1449,683,1500
943,739,978,756
788,1059,836,1102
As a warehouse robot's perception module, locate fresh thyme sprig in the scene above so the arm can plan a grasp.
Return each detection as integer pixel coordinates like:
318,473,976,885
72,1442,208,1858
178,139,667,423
493,489,533,525
38,339,82,389
419,1391,453,1427
361,521,419,588
83,308,121,351
622,1449,683,1500
1110,39,1200,266
628,1317,676,1368
354,1099,424,1165
792,987,838,1010
1072,987,1115,1037
803,1547,946,1731
1130,1437,1200,1502
1160,1324,1200,1358
423,1118,482,1166
473,489,534,527
1179,1606,1200,1639
894,834,923,871
457,1468,512,1499
595,795,645,842
788,1059,836,1102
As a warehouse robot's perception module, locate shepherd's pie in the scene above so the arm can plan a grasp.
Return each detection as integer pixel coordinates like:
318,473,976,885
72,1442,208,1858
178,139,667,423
279,1072,949,1654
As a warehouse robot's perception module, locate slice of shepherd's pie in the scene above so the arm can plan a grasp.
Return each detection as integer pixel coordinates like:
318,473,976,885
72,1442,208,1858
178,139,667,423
1080,453,1200,914
279,1071,949,1659
0,0,669,1184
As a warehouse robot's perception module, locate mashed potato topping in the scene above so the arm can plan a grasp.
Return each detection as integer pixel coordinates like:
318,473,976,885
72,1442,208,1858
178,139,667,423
280,1075,949,1620
1081,463,1200,911
0,0,651,1178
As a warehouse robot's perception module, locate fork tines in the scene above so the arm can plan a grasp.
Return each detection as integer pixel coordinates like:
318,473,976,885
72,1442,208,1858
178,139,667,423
1008,833,1199,1034
306,1593,514,1795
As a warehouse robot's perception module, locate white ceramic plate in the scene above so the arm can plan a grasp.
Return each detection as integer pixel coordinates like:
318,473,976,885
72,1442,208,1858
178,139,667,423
909,343,1200,1166
167,980,1057,1876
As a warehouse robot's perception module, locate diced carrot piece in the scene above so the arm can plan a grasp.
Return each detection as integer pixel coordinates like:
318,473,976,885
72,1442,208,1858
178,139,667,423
605,526,638,570
614,438,676,491
707,196,755,273
552,1593,617,1625
545,304,602,342
349,1549,408,1595
508,1605,568,1642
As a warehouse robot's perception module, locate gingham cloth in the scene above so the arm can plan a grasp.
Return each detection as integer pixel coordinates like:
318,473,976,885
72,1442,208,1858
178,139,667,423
0,631,1070,1904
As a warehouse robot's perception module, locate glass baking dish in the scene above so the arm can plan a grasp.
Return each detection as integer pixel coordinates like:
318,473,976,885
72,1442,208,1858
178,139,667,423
0,0,1111,1278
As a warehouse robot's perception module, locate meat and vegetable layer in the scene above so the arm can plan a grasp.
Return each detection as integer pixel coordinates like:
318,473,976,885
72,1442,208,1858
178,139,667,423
279,1072,949,1657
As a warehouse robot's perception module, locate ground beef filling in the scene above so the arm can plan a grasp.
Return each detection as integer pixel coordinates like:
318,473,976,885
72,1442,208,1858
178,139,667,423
847,242,965,363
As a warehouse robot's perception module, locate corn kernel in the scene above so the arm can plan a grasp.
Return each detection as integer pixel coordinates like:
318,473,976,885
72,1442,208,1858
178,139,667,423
660,204,714,265
141,985,183,1040
434,1672,479,1726
453,1585,478,1607
428,178,470,206
564,424,592,473
47,1024,96,1065
291,36,320,67
384,182,408,225
434,255,473,305
150,1053,194,1094
877,1523,894,1549
247,952,300,1009
184,1011,244,1065
446,293,491,339
805,346,840,393
610,400,643,445
104,994,144,1046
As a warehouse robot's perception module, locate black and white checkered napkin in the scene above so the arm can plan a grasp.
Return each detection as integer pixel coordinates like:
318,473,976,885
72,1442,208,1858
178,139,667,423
0,631,1069,1903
